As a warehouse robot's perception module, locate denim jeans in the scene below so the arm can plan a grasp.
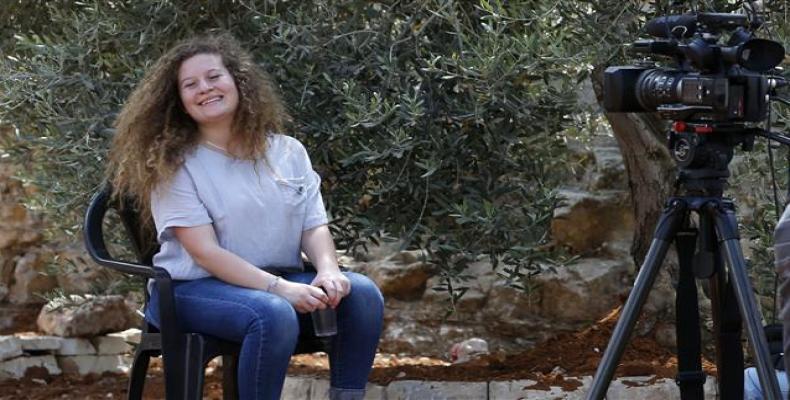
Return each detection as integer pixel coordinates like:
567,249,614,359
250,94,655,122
743,367,789,399
145,271,384,400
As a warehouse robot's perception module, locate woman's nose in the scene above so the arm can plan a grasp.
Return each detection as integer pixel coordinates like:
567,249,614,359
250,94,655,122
198,79,213,93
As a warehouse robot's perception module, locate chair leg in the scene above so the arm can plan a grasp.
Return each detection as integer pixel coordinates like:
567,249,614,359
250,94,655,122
184,334,207,400
126,349,151,400
222,353,240,400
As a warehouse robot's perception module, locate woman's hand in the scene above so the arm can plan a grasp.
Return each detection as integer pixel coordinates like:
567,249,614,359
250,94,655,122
272,280,330,313
311,271,351,308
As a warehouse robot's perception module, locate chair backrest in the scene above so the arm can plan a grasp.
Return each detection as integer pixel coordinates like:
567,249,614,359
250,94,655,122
84,184,160,275
115,194,159,266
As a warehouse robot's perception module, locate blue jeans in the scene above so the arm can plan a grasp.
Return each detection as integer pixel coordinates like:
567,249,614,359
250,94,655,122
145,271,384,400
744,367,789,400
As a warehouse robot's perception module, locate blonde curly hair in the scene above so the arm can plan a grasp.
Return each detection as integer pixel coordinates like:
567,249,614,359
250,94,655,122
105,33,289,229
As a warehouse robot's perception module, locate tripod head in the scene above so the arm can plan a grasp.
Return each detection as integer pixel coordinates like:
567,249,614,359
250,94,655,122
670,121,751,197
669,122,790,197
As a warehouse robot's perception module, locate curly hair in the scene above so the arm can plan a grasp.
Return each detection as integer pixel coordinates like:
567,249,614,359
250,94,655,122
105,33,289,229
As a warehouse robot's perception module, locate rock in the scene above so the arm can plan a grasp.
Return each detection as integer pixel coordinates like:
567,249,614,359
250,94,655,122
92,336,132,355
57,338,96,356
379,321,436,355
108,328,141,345
0,303,41,333
361,259,434,301
0,355,61,380
0,336,22,361
484,258,631,324
386,380,488,400
8,250,58,304
534,258,632,322
654,322,677,349
590,146,626,190
551,189,633,254
57,354,131,375
422,260,496,313
37,294,137,337
450,338,489,364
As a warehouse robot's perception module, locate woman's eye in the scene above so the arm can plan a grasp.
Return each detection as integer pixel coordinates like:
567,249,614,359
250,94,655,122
209,75,221,80
184,82,195,88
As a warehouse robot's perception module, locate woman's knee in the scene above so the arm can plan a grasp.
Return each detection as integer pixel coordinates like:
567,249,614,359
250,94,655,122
344,272,384,313
247,294,299,346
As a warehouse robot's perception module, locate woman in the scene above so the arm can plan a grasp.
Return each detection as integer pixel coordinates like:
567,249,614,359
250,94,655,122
105,33,384,400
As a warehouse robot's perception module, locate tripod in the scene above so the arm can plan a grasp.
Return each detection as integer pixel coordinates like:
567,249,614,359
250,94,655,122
586,125,784,400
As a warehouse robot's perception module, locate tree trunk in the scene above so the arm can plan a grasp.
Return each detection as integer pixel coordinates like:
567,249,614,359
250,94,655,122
591,65,676,265
591,65,679,336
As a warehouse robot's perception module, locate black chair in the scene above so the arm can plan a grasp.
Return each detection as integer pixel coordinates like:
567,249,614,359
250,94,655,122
83,185,326,399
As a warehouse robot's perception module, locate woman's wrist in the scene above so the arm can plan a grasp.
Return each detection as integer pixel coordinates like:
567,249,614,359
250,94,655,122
268,277,291,296
266,275,282,293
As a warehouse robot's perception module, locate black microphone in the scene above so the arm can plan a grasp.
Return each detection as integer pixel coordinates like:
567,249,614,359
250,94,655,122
645,14,699,39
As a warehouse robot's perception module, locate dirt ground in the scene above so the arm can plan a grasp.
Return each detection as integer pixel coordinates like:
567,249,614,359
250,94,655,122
0,306,716,399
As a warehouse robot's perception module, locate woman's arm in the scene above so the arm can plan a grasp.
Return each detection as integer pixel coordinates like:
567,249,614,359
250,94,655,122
173,224,328,313
301,224,350,307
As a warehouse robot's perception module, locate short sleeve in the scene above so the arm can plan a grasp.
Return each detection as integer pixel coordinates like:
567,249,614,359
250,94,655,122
151,166,213,243
292,139,329,231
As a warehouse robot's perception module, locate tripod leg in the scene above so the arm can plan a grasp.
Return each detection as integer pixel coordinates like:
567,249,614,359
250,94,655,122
675,228,705,400
586,200,687,400
703,213,744,399
711,203,782,400
708,250,745,399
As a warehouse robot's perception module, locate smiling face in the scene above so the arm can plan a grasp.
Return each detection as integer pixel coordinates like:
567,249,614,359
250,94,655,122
177,53,240,130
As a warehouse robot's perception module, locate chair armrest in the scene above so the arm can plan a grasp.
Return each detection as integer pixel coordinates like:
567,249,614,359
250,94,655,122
151,266,184,339
83,186,155,278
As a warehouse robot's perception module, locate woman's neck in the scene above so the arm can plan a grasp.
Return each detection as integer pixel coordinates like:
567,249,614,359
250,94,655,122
198,122,235,150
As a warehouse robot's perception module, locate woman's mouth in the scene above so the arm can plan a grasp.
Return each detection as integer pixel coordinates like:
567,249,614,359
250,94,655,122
199,96,223,106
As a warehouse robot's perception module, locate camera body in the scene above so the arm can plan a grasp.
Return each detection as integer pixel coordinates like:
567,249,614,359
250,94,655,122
603,12,784,123
604,66,771,122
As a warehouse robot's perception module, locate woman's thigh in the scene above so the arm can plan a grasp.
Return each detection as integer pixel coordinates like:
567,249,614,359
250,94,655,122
147,277,299,343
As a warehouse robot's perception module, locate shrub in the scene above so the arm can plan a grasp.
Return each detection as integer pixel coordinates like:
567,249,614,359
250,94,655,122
2,1,585,302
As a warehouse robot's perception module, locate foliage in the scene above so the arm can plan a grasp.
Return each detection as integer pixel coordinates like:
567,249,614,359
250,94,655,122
0,1,581,303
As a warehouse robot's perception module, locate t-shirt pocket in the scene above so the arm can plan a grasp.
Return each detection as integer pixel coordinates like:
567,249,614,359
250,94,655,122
275,176,308,209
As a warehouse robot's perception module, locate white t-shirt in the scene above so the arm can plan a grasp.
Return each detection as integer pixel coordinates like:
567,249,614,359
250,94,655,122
150,133,329,280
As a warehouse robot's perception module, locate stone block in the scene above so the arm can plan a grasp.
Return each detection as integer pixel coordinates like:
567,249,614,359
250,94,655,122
282,376,312,399
0,336,22,361
489,378,586,399
108,328,141,345
0,355,61,379
92,335,132,355
606,376,680,400
14,333,61,352
305,378,389,400
57,338,96,356
57,354,131,376
386,380,487,400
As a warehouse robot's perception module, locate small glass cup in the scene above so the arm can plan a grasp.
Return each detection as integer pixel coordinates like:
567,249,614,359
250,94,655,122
311,307,337,337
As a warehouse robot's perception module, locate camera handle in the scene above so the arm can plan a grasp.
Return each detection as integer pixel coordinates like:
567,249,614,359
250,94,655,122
585,197,782,400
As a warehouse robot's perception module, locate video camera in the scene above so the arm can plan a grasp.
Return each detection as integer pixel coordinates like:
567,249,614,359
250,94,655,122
603,12,785,123
602,11,787,194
